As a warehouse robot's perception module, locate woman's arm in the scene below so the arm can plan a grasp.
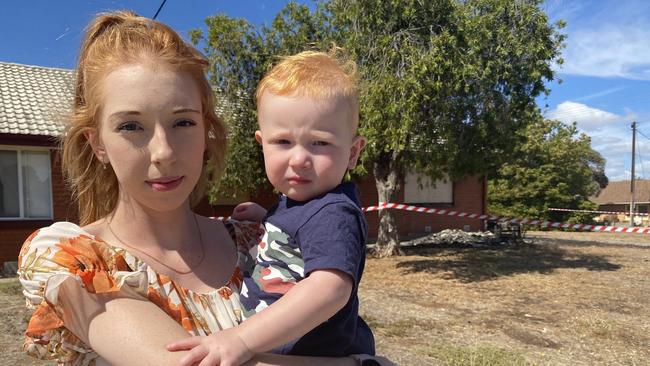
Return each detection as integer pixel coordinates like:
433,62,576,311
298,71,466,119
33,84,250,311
57,277,357,366
57,277,190,366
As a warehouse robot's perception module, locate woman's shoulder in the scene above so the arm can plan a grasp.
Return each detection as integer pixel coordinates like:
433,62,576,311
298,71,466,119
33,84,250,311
18,220,129,290
19,221,90,258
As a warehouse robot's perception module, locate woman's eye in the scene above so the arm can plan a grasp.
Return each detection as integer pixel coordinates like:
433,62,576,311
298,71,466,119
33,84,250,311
175,119,197,128
117,122,142,132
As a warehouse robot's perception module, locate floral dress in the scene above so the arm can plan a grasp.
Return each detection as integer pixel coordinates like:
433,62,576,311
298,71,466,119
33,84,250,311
17,220,262,366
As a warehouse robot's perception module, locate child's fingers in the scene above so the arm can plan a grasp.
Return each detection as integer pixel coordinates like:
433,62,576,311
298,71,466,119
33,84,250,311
176,345,209,366
166,336,202,351
197,352,221,366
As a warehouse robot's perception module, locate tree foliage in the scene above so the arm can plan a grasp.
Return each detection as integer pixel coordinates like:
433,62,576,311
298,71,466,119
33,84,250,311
488,118,608,224
326,0,565,255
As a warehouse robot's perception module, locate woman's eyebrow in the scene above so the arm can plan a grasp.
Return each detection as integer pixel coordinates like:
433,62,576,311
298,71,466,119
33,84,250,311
172,108,201,114
108,110,141,120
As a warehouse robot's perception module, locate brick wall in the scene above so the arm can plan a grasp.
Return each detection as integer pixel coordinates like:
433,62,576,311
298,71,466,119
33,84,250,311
357,174,486,240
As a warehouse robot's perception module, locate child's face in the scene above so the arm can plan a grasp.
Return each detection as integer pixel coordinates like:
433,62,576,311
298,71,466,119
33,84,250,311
256,91,365,202
88,62,206,212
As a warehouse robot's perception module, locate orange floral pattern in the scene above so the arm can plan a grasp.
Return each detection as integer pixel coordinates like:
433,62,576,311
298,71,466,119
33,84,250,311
17,220,260,366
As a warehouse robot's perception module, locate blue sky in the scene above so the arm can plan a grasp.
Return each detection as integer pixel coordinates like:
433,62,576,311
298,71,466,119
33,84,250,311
1,0,649,182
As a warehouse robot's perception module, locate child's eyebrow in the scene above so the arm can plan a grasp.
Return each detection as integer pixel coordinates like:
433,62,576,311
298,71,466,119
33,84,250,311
310,130,337,138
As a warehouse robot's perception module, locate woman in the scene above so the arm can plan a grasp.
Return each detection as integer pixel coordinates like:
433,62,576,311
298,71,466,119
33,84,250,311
18,10,385,366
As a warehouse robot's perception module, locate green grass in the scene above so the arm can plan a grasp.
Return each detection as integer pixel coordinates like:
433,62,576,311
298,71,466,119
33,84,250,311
418,342,533,366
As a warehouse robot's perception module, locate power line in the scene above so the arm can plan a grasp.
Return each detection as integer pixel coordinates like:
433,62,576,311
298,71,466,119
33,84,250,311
637,129,650,142
153,0,168,20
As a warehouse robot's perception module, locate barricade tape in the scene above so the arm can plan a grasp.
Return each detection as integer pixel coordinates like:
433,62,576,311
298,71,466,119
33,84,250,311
548,207,649,216
363,202,650,234
211,202,650,234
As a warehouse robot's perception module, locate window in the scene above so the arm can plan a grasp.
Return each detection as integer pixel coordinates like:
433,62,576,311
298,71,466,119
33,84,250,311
0,148,52,219
404,171,453,204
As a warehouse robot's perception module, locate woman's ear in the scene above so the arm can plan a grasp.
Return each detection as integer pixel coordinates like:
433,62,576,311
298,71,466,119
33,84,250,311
348,136,366,170
83,128,108,164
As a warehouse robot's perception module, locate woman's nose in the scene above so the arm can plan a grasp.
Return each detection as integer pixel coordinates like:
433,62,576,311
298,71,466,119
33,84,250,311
149,126,175,165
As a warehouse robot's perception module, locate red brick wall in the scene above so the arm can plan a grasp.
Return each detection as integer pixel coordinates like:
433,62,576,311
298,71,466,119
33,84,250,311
357,174,486,240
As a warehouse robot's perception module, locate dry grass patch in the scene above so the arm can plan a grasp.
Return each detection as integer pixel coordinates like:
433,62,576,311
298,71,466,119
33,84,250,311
359,238,650,365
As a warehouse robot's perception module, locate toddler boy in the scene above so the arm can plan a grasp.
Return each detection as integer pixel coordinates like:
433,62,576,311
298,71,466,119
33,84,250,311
169,50,375,365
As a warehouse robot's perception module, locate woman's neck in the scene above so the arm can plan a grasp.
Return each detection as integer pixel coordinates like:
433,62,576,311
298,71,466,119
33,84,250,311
107,201,198,251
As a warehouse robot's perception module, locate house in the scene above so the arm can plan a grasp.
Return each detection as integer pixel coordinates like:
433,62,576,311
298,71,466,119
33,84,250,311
0,61,486,267
0,62,78,271
590,179,650,225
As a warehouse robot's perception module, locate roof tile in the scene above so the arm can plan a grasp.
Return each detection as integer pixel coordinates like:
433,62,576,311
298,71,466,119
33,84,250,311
0,61,74,137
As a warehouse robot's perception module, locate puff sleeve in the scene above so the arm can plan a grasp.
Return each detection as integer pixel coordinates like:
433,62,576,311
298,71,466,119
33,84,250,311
17,222,133,364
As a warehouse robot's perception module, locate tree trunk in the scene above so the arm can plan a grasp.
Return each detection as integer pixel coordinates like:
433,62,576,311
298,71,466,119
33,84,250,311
372,155,403,257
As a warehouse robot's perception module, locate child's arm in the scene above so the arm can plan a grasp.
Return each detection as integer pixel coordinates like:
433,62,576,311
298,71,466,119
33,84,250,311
168,269,353,366
231,202,267,222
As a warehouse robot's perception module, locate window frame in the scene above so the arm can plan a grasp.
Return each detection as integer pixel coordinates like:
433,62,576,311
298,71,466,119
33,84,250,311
0,145,54,221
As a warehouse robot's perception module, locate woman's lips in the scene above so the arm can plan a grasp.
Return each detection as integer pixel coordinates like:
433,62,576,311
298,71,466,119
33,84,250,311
146,176,184,192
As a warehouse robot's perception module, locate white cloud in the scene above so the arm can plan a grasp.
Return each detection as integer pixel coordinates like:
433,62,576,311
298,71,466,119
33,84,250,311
559,25,650,80
546,101,625,130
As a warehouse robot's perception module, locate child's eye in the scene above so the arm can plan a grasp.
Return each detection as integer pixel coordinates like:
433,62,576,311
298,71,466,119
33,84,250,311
174,119,197,128
313,141,329,146
274,139,291,145
117,122,143,132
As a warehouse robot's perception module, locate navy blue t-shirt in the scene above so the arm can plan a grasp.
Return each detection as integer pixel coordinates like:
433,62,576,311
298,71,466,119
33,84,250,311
240,182,375,356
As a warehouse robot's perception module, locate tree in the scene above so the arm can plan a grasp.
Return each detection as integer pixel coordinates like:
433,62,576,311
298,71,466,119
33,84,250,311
488,118,608,224
194,0,564,257
327,0,565,256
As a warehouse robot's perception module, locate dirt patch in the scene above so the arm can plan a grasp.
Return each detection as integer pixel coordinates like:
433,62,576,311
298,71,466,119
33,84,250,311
2,234,648,365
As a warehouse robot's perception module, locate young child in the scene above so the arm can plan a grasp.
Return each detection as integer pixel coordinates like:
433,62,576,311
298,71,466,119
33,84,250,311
168,50,375,365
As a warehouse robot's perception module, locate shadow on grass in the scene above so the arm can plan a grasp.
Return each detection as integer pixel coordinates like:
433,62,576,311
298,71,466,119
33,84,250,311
395,243,622,282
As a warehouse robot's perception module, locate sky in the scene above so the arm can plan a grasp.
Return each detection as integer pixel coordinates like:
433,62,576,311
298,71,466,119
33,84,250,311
1,0,649,182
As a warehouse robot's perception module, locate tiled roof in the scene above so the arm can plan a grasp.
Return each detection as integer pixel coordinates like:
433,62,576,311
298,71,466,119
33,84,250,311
0,61,74,137
591,180,650,204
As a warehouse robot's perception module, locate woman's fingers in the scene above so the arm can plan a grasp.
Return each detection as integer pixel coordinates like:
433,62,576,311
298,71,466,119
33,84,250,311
167,336,203,351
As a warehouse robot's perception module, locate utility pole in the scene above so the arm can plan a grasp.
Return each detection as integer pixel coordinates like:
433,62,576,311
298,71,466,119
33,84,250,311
630,121,637,227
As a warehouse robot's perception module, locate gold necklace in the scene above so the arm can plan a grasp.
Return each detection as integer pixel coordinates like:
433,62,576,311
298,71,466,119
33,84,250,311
106,214,205,275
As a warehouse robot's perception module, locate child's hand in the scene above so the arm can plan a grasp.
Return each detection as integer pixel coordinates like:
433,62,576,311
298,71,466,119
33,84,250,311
231,202,267,222
166,328,254,366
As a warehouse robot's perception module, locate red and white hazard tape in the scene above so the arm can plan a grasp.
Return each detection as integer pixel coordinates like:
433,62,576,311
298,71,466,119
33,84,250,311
365,202,650,234
548,207,649,216
211,202,650,234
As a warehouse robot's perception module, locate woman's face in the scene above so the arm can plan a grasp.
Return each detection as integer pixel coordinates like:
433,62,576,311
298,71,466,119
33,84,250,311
92,62,206,213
